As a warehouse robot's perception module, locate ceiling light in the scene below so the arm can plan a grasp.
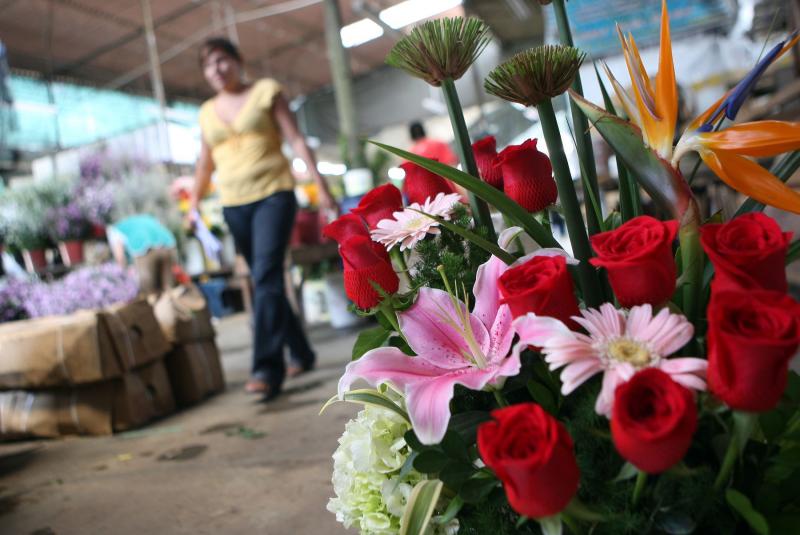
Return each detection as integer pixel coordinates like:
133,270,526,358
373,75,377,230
379,0,463,29
317,161,347,175
340,18,384,48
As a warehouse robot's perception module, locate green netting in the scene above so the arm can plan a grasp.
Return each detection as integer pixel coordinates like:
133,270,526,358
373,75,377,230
4,74,199,152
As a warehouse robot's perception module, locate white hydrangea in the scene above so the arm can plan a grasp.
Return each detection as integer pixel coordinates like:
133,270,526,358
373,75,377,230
327,405,458,535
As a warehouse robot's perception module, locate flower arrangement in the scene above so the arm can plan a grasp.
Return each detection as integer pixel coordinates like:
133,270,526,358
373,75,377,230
323,3,800,534
46,199,93,242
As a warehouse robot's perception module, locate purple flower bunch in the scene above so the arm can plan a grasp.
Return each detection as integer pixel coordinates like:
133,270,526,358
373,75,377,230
46,200,92,242
77,181,115,226
0,263,139,322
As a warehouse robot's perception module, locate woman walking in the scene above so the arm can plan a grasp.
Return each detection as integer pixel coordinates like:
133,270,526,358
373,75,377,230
191,37,337,400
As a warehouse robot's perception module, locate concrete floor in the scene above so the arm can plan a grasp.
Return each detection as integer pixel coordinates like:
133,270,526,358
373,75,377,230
0,314,362,535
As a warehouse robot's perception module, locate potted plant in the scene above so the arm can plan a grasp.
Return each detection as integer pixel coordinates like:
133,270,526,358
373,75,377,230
0,186,53,273
47,200,92,266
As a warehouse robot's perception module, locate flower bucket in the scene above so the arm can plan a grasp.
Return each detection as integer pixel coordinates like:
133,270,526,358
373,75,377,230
58,240,85,266
22,248,48,273
92,224,107,239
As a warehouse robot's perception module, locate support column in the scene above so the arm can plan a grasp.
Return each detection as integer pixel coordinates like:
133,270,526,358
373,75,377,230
323,0,367,170
140,0,169,155
223,0,240,45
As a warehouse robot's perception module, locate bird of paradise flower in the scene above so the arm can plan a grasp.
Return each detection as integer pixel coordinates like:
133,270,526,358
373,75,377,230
572,0,800,216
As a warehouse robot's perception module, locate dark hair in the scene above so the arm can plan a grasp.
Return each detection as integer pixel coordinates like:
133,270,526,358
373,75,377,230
199,37,243,66
409,121,426,141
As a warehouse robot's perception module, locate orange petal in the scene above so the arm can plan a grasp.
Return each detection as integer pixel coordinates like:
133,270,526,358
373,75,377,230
687,91,728,132
701,121,800,157
701,149,800,214
601,62,641,125
655,0,677,150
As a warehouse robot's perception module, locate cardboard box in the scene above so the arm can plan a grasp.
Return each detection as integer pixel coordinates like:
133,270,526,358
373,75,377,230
151,286,215,343
0,385,114,438
100,300,172,371
0,310,122,389
165,340,225,406
0,360,176,439
113,360,176,432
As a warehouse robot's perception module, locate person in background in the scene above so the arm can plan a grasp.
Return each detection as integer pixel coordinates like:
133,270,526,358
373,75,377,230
107,214,176,295
191,37,337,401
408,121,458,166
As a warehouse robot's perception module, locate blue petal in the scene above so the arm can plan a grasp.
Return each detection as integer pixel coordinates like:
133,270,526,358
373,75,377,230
700,32,796,130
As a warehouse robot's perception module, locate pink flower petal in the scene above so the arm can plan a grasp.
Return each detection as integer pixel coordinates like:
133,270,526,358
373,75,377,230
559,359,604,394
573,304,624,342
595,369,624,417
513,314,572,347
338,347,452,396
671,373,707,391
406,368,496,444
399,288,489,369
658,357,708,391
472,255,509,328
486,304,515,364
626,305,693,356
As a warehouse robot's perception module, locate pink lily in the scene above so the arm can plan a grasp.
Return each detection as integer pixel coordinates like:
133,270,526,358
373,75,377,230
338,228,541,445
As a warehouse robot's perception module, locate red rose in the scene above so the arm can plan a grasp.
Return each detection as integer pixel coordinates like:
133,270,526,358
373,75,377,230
340,235,399,309
498,255,580,327
472,136,503,189
611,368,697,474
323,213,369,245
400,161,454,205
350,183,404,230
707,289,800,412
590,216,679,307
478,403,579,519
495,139,557,213
700,213,792,293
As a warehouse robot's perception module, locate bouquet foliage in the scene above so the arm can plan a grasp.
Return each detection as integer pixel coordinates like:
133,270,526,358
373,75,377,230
324,3,800,535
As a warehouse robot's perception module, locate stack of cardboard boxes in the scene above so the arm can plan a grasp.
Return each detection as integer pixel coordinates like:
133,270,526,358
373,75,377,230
153,287,225,407
0,288,225,440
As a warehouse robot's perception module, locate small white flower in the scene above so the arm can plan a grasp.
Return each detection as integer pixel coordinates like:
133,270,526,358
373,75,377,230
371,192,462,251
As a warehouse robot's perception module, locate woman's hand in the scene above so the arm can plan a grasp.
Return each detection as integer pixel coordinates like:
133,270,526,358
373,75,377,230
318,187,340,219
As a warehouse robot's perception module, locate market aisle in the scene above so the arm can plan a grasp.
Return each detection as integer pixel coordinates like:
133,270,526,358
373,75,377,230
0,314,359,535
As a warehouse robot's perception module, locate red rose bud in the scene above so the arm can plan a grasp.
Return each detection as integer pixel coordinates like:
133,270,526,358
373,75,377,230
323,213,369,245
700,213,792,293
472,135,503,189
350,183,404,230
707,289,800,412
340,235,399,309
611,368,697,474
495,139,557,212
478,403,579,519
590,216,679,307
498,255,580,327
400,161,454,205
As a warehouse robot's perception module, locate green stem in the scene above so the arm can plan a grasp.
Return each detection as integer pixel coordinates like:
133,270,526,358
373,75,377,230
632,471,647,506
441,78,496,241
617,162,641,221
537,99,602,307
552,0,601,236
389,247,412,288
714,412,757,491
562,513,582,535
678,199,703,328
493,388,509,408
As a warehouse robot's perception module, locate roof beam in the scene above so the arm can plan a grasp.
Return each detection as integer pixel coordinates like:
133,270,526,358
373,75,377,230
54,0,210,76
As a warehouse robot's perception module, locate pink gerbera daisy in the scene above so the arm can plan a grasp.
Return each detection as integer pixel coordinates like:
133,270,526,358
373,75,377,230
513,303,707,417
370,192,462,251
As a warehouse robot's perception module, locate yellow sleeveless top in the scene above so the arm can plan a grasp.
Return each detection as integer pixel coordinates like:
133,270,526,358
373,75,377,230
199,79,295,207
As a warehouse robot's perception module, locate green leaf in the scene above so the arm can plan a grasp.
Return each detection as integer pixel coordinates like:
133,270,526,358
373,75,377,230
438,461,475,490
388,335,415,355
526,380,558,415
351,325,392,361
369,141,560,249
408,208,515,265
788,240,800,266
448,411,492,445
413,450,450,474
460,475,498,504
404,430,431,452
613,462,638,483
440,430,471,464
432,495,464,525
398,451,420,482
726,489,770,535
537,515,563,535
320,389,410,423
569,91,692,219
400,479,444,535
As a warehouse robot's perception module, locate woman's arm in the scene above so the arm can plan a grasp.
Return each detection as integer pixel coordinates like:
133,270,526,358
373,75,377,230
191,139,215,216
272,93,339,215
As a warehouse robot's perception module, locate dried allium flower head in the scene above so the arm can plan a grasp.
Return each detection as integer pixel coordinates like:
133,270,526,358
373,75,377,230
385,17,491,86
484,45,586,107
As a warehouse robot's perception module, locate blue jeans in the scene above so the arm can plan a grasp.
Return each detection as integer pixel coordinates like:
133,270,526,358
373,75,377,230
223,191,315,391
